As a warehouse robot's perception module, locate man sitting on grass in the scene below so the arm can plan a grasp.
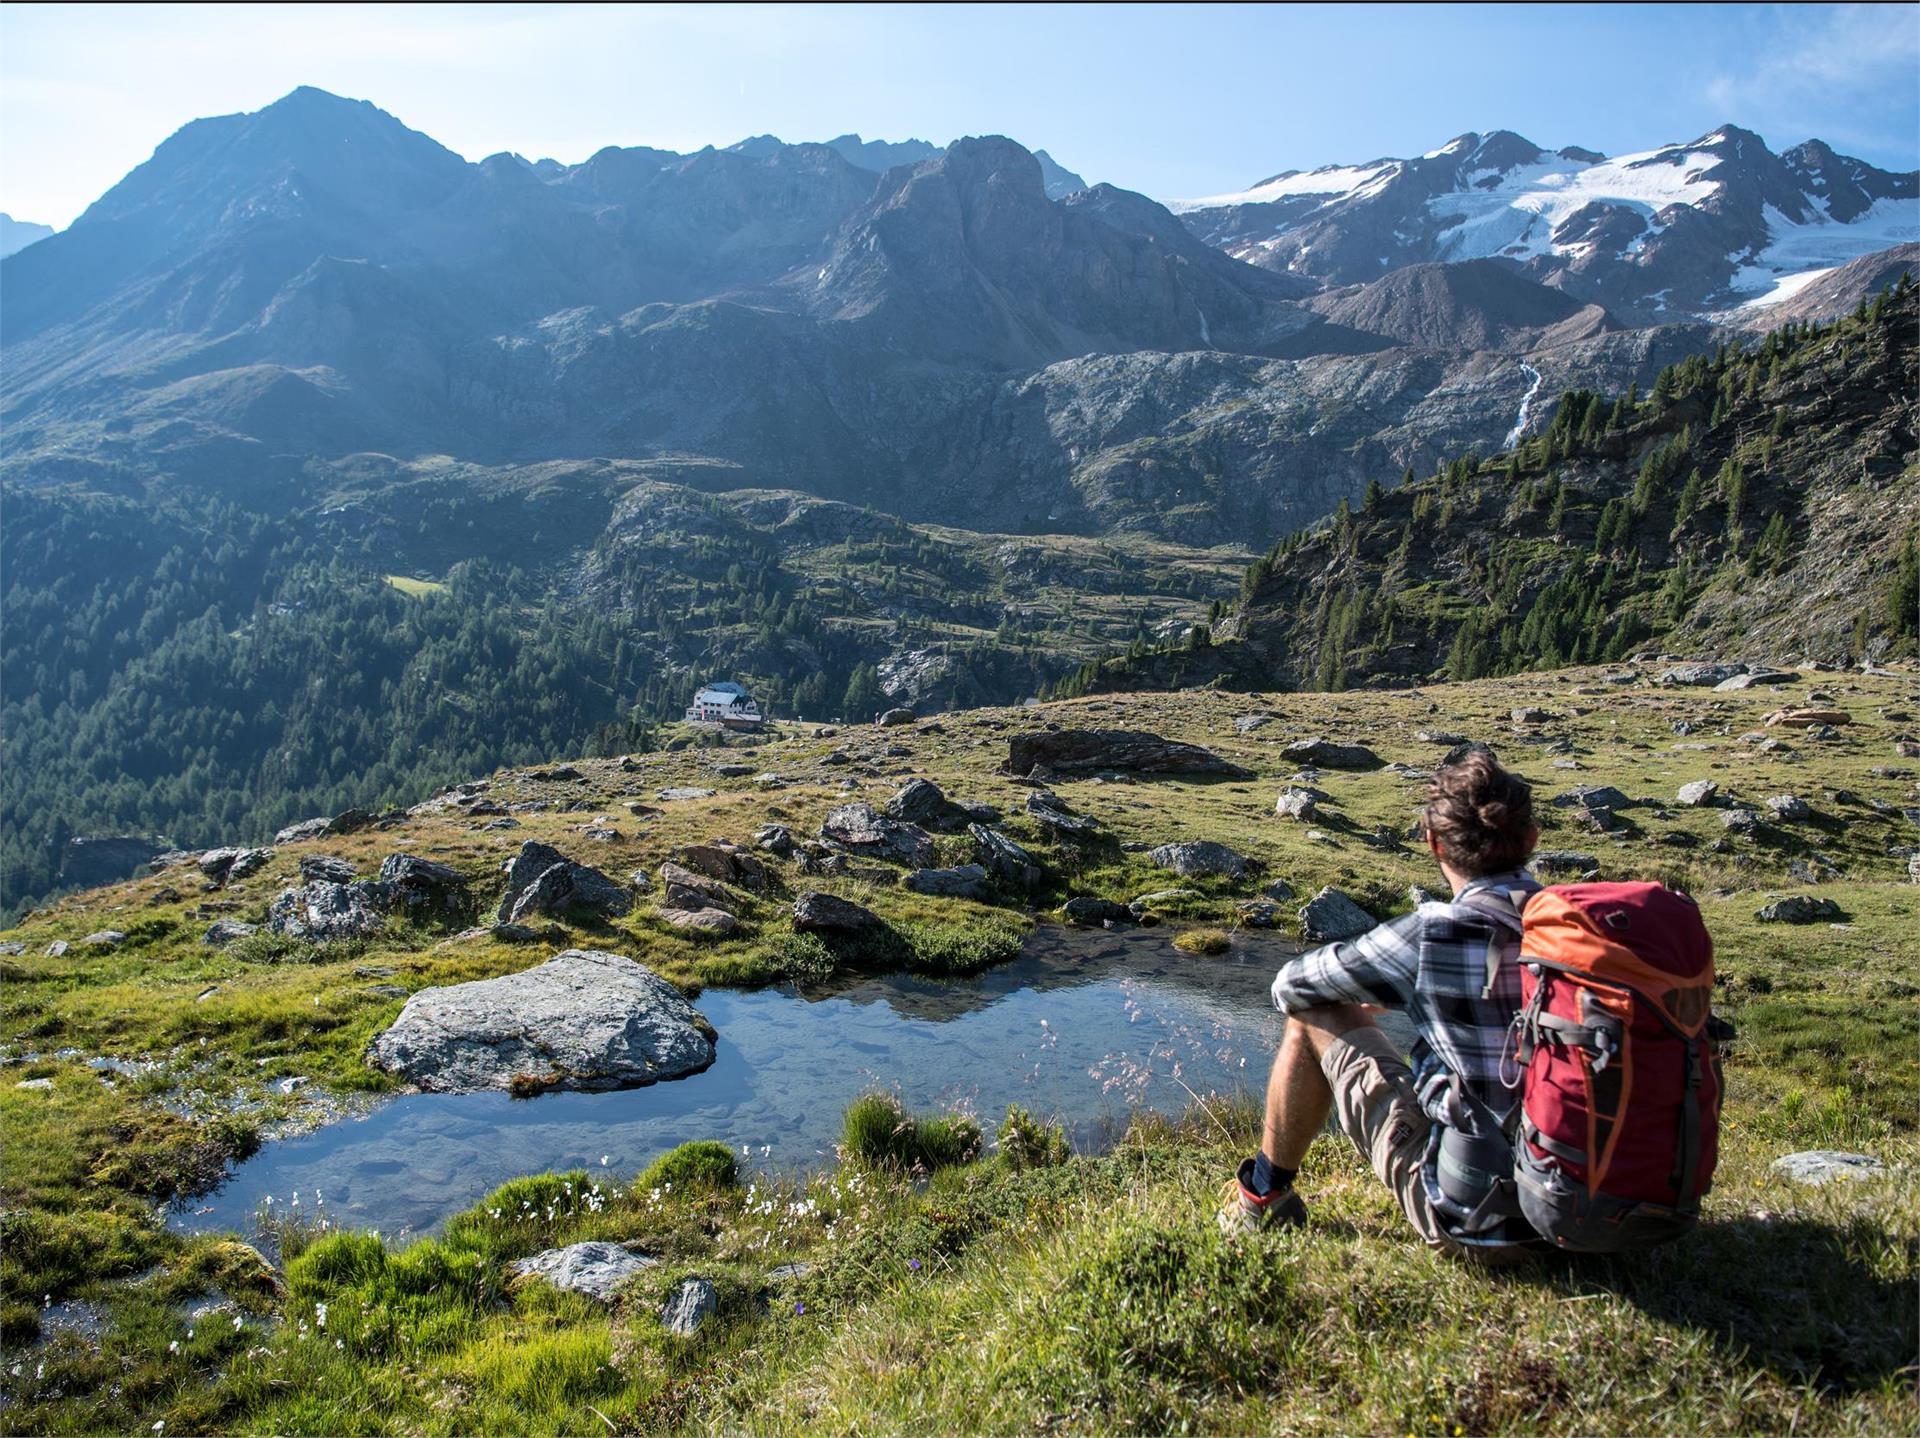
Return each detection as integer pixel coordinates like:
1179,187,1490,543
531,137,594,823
1220,748,1543,1259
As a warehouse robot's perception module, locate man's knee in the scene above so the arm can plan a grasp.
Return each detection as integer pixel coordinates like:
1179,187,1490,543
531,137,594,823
1285,1003,1378,1054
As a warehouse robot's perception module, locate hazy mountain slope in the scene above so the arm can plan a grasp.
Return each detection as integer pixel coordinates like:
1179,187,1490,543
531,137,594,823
1736,241,1920,326
0,213,54,257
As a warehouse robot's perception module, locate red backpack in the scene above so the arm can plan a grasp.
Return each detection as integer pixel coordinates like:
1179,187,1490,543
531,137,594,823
1509,882,1729,1252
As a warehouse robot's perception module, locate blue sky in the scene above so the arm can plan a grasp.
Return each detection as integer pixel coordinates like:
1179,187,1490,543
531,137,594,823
3,2,1916,228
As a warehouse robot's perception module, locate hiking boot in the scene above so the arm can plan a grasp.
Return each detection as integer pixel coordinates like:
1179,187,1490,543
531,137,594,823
1217,1157,1308,1237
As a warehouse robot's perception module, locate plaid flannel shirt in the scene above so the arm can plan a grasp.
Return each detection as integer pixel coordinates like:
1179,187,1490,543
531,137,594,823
1271,871,1542,1125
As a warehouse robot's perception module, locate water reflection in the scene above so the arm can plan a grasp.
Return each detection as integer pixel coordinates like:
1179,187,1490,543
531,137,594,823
173,925,1373,1242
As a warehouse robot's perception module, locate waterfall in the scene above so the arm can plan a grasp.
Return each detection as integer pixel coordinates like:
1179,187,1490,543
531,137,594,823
1503,361,1544,450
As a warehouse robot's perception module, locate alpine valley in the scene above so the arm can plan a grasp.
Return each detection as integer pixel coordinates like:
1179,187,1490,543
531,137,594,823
2,87,1916,915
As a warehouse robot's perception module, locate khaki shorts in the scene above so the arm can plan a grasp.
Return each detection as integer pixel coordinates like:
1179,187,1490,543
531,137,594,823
1320,1024,1467,1259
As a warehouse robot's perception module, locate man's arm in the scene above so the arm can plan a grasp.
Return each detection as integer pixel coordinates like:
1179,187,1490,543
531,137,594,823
1271,911,1422,1014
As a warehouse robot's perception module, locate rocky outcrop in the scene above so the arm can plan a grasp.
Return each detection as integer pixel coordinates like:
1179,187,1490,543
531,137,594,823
379,854,473,921
511,1242,657,1302
1026,790,1100,837
367,949,714,1093
1755,895,1843,923
497,842,633,923
1062,896,1133,926
274,809,376,845
820,805,936,868
268,880,392,940
200,847,272,886
883,779,978,833
672,842,771,892
1003,729,1253,779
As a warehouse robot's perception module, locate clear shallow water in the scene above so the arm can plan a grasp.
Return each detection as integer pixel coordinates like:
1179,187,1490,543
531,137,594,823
172,926,1377,1242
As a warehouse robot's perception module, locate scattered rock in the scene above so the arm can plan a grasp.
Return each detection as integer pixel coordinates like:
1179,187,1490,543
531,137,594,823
970,825,1043,890
1713,670,1796,690
1416,730,1467,745
498,842,634,923
710,763,754,779
16,1077,54,1091
1233,714,1273,733
876,707,917,728
268,880,392,941
379,854,473,919
1554,785,1631,811
1510,707,1556,725
659,862,739,914
884,778,974,832
1262,878,1296,903
1003,729,1253,779
673,842,770,893
79,929,126,947
512,1242,657,1302
754,825,796,857
656,787,718,802
1129,888,1199,917
1062,896,1133,926
44,940,68,957
1279,737,1383,771
368,949,714,1093
298,854,357,884
1720,809,1760,834
1755,895,1843,924
1297,888,1375,941
792,891,886,935
200,847,272,886
661,1277,719,1336
1764,795,1813,823
658,907,741,937
1148,841,1250,879
1236,900,1280,928
1675,780,1720,807
1407,884,1441,906
1765,708,1852,728
903,864,989,899
1273,787,1318,820
1659,663,1745,687
820,804,936,868
1026,789,1100,837
1771,1151,1886,1185
203,919,258,947
1531,850,1600,879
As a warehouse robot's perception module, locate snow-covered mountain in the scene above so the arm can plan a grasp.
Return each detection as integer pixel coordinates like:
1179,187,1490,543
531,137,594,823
0,213,54,258
1171,126,1917,318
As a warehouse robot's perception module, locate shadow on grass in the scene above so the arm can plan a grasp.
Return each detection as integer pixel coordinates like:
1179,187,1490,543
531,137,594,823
1521,1211,1915,1394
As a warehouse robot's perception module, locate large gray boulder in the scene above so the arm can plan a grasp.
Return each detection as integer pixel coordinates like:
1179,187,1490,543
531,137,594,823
511,1242,657,1302
201,846,273,885
1297,887,1376,941
497,842,633,923
1279,737,1383,771
1554,785,1631,811
367,949,714,1093
1675,780,1720,807
1274,787,1318,819
820,804,936,868
1148,841,1250,879
659,862,739,914
379,854,472,920
792,891,886,935
1003,729,1252,779
268,880,393,940
1026,790,1100,837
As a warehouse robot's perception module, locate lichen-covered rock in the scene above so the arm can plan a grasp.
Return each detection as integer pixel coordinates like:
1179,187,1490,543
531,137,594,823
876,707,917,728
1148,841,1250,879
511,1242,657,1302
673,842,770,892
268,880,393,940
1004,729,1253,778
1274,787,1318,819
1297,888,1375,941
820,804,936,868
379,854,472,919
1553,785,1631,811
1675,780,1720,807
659,862,739,914
1026,790,1100,836
1764,794,1813,823
299,854,357,884
203,919,258,947
1531,850,1601,878
1659,662,1744,687
658,907,740,936
368,949,714,1093
884,778,973,832
200,847,272,885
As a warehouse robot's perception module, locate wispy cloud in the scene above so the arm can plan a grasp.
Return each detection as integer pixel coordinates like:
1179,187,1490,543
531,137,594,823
1705,3,1920,154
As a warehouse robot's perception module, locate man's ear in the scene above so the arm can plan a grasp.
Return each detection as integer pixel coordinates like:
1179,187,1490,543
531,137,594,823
1524,825,1540,853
